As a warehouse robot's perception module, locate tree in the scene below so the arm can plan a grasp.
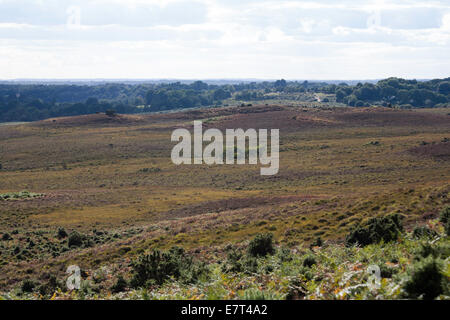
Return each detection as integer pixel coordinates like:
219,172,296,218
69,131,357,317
274,79,287,91
438,82,450,95
213,88,231,101
335,89,346,102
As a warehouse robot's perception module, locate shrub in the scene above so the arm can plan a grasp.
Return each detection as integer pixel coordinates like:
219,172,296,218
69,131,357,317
68,231,84,247
415,242,450,260
277,247,293,262
241,256,258,274
38,275,59,296
412,226,439,239
403,257,444,300
1,233,12,241
222,249,243,273
439,206,450,236
21,279,36,293
222,248,259,274
302,254,317,268
379,264,398,278
345,214,403,247
310,237,323,248
439,206,450,224
130,246,208,288
57,227,68,239
111,275,128,293
248,233,275,257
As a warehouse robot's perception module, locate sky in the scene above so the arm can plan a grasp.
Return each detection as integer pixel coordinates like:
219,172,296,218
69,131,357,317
0,0,449,80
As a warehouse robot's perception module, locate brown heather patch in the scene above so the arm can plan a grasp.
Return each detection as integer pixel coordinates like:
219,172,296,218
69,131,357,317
408,141,450,161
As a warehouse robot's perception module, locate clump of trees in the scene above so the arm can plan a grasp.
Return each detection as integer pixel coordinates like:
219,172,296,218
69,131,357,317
332,77,450,108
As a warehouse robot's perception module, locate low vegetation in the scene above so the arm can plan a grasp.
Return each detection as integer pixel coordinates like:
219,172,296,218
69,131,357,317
4,219,448,300
0,102,448,300
0,191,43,201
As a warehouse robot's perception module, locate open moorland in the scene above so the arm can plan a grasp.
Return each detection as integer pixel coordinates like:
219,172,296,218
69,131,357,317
0,104,449,299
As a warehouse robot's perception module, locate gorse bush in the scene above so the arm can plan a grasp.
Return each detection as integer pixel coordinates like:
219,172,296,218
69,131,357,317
403,256,444,300
415,242,450,260
111,275,128,293
57,227,68,239
21,279,36,293
310,237,323,248
68,231,84,247
222,248,259,274
248,233,275,257
38,275,60,296
440,206,450,225
439,206,450,236
1,233,12,241
345,214,403,247
302,254,317,268
277,247,293,262
130,246,208,288
412,226,439,239
222,249,243,273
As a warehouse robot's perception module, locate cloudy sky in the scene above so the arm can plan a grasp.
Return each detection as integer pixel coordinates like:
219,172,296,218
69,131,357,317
0,0,449,80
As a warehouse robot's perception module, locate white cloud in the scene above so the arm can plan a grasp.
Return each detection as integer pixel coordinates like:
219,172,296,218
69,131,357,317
0,0,449,79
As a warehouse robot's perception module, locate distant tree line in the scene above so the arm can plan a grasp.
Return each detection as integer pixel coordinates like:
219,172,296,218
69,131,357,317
1,78,449,122
321,77,450,108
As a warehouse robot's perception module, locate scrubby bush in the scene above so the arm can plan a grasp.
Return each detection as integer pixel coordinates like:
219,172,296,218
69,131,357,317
57,227,68,239
248,233,275,257
440,206,450,224
221,248,259,274
111,275,128,293
310,237,323,248
412,226,439,239
38,275,60,296
21,279,36,293
379,264,398,278
439,206,450,236
130,246,208,288
241,256,259,274
302,254,317,268
222,249,243,273
403,257,444,300
415,242,450,260
1,233,12,241
345,214,403,247
277,247,293,262
68,231,84,247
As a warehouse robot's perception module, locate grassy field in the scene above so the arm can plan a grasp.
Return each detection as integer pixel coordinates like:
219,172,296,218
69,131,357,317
0,104,449,299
